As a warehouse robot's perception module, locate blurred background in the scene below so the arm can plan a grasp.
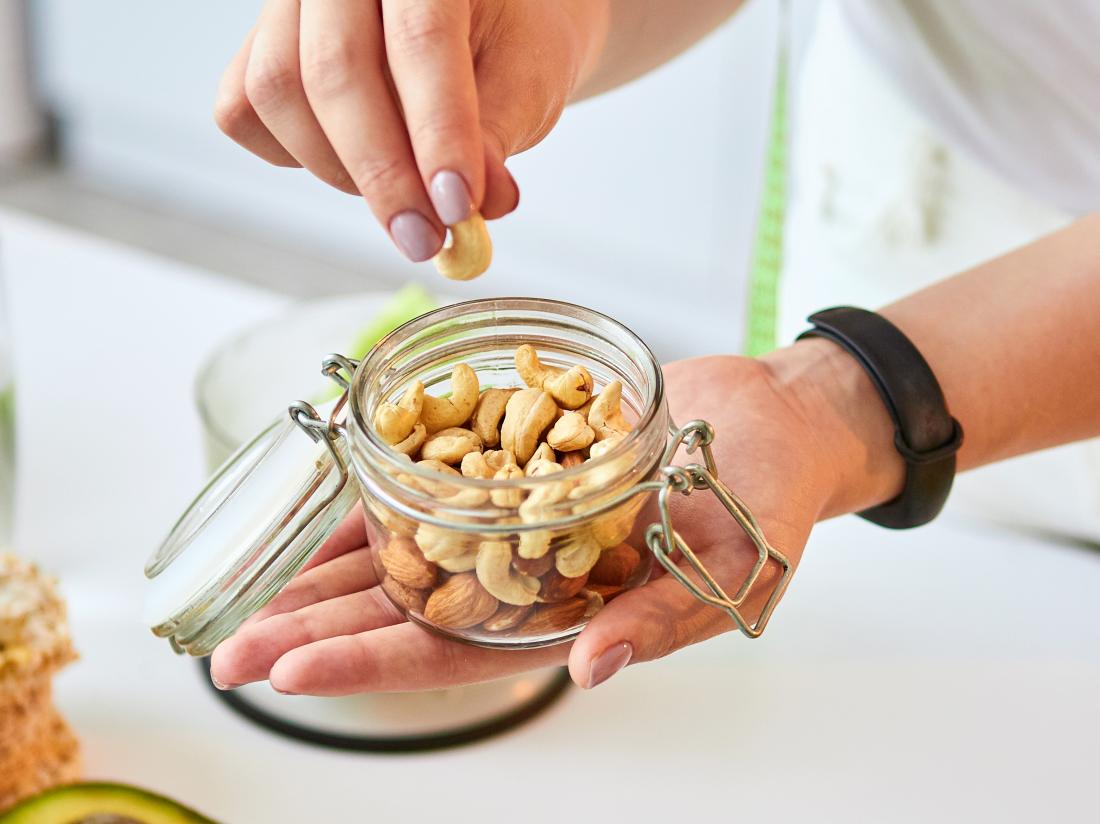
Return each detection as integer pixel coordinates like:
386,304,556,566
0,0,817,360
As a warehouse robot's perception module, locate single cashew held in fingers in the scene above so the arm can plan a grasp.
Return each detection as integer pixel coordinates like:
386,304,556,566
433,213,493,281
420,427,483,465
587,380,631,441
547,411,595,452
470,388,516,448
515,345,594,410
476,541,540,606
372,381,424,445
421,364,480,434
500,388,558,465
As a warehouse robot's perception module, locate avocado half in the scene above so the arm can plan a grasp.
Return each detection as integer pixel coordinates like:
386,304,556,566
0,782,218,823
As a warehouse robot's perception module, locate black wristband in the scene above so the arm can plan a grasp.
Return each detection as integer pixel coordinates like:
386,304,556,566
796,307,963,529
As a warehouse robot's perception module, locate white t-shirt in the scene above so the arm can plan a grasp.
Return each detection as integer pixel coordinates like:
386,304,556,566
840,0,1100,215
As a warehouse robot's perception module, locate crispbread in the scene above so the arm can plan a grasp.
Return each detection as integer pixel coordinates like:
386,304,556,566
0,555,81,812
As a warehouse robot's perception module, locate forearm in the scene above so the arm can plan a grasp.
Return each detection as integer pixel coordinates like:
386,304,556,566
766,214,1100,519
570,0,745,100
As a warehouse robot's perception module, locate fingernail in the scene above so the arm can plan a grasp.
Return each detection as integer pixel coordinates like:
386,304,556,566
585,642,633,689
210,675,238,691
504,167,520,212
429,170,474,226
389,211,442,262
272,686,296,696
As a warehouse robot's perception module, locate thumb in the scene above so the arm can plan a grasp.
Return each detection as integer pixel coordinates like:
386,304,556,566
568,536,797,689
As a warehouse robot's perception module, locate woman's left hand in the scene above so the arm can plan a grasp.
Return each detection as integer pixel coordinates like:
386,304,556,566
209,345,879,693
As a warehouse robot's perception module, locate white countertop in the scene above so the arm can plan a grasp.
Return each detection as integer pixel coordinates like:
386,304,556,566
2,208,1098,823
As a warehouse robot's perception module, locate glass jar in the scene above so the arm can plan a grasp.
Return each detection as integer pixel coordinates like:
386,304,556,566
146,298,791,656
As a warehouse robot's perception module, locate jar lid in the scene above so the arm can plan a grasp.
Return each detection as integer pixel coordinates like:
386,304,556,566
144,399,357,656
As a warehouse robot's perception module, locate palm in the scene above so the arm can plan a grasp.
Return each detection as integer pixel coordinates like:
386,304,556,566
210,356,828,694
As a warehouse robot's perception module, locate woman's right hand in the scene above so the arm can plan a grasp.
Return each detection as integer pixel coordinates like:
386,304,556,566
213,0,608,262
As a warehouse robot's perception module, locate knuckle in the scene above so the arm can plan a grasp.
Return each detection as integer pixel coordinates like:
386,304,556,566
244,57,298,111
408,108,471,153
299,36,359,99
388,2,455,59
347,154,407,197
212,89,253,139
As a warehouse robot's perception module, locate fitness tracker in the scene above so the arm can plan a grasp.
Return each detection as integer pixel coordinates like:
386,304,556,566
797,306,963,529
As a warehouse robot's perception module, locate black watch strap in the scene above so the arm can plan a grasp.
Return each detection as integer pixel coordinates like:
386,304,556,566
797,306,963,529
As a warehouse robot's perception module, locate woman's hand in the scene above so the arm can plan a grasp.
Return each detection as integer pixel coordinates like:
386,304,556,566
213,0,608,262
209,343,895,693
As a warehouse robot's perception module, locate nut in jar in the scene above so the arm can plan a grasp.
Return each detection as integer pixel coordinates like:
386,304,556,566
364,344,652,645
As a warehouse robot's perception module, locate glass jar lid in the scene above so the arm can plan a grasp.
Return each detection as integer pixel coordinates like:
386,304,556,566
144,397,358,656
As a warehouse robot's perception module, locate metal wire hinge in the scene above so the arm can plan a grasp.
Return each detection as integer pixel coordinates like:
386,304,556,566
645,420,792,638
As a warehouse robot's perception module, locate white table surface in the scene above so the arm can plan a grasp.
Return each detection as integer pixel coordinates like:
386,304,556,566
2,208,1099,823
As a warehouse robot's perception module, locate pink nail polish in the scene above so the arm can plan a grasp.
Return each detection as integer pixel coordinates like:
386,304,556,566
390,211,442,262
586,642,633,688
429,170,474,226
210,675,238,691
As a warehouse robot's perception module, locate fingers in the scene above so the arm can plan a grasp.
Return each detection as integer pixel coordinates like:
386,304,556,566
382,0,482,226
299,0,445,261
268,622,567,695
244,0,359,194
243,547,376,629
569,517,804,689
214,29,301,168
211,585,403,689
299,502,370,574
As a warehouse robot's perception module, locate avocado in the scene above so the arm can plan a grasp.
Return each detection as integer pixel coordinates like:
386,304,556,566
0,782,218,823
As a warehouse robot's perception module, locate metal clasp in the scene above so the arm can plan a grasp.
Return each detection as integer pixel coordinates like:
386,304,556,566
645,420,792,638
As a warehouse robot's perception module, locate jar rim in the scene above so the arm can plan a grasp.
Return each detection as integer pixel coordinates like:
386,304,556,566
346,297,664,491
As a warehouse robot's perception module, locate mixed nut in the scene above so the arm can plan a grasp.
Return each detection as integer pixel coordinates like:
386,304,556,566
368,345,646,639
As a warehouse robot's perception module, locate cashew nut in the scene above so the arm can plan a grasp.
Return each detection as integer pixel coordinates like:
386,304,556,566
500,388,557,465
517,529,552,560
555,530,603,578
483,449,517,472
366,498,416,537
546,411,595,452
587,380,631,441
391,422,426,456
415,523,475,562
515,345,593,410
490,463,526,508
420,427,483,464
437,550,478,573
460,451,495,480
475,541,540,606
421,364,480,434
526,459,563,478
470,388,516,448
372,381,424,445
433,213,493,281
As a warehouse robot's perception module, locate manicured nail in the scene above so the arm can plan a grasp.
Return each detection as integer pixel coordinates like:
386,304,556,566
210,675,238,691
429,170,474,226
389,210,442,262
272,686,295,696
585,642,633,689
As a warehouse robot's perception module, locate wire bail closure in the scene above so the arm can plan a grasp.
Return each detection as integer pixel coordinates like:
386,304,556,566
645,420,792,638
306,354,790,640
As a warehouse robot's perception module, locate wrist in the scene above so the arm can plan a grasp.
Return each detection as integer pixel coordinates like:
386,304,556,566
761,338,906,520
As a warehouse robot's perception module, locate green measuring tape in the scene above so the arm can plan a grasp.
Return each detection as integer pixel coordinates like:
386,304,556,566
744,1,790,357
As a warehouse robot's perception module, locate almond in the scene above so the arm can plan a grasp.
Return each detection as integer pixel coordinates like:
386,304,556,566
589,543,640,587
586,583,624,603
519,598,588,635
381,575,428,614
482,604,532,633
559,451,585,469
424,573,499,629
379,536,438,589
538,569,588,602
513,553,554,578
